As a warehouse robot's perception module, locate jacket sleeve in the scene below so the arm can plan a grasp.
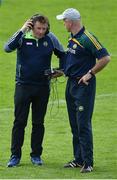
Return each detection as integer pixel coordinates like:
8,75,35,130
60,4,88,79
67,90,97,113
47,32,66,71
4,30,24,53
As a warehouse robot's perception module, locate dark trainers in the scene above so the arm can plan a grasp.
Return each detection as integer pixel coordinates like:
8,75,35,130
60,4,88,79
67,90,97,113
80,164,93,173
7,155,20,167
64,160,82,168
31,157,43,165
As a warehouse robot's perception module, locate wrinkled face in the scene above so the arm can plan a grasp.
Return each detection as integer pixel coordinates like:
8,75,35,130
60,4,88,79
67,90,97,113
63,19,72,32
32,21,48,39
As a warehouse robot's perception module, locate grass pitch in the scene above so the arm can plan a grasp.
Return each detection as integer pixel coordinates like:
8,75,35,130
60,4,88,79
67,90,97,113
0,0,117,179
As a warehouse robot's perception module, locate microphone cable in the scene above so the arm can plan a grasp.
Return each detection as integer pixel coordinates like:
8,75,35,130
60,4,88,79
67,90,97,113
49,76,66,118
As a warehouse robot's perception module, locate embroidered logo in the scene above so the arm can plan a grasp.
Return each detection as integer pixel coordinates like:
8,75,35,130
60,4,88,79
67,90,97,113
73,44,77,49
79,106,84,112
26,42,33,45
43,41,48,47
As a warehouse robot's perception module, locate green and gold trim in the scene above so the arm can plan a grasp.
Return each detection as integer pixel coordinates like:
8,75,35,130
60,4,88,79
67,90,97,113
84,30,102,50
69,38,84,48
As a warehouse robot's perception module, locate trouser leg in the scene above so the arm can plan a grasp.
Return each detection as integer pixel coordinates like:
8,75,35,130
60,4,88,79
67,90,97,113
75,78,96,166
11,84,31,158
30,85,50,157
65,79,83,164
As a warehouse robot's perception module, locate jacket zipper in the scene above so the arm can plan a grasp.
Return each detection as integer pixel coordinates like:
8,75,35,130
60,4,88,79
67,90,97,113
36,39,38,47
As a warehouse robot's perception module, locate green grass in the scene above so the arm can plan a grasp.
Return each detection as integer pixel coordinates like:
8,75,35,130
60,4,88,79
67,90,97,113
0,0,117,179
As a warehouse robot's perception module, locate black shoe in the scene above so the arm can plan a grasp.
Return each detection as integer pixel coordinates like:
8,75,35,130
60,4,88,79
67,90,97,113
7,155,20,167
80,164,93,173
64,160,82,168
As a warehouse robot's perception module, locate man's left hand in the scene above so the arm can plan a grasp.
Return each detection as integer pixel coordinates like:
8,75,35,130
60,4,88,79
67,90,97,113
78,72,92,85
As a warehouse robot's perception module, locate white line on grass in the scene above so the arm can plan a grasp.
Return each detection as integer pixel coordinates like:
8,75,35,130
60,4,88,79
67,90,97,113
96,93,117,98
111,53,117,57
0,93,116,112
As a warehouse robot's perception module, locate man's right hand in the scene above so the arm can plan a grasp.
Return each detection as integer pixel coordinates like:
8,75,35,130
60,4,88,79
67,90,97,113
20,20,33,33
51,70,64,79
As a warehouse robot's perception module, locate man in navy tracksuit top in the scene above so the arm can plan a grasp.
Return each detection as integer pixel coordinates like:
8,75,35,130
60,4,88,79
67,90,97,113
56,8,110,172
4,14,65,167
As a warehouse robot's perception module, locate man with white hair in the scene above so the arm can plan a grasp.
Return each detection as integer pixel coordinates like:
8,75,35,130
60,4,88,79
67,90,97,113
56,8,110,173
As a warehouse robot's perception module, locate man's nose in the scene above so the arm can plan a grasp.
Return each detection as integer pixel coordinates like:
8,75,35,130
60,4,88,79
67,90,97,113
40,29,45,33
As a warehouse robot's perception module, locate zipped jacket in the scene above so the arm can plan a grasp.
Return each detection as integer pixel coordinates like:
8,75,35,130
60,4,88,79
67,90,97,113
4,30,65,85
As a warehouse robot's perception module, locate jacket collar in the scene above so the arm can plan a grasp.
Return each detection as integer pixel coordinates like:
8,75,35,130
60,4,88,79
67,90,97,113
71,26,85,38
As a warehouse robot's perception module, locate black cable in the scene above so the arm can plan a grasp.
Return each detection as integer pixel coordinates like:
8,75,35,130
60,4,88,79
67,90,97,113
44,68,66,118
49,78,59,118
49,76,67,118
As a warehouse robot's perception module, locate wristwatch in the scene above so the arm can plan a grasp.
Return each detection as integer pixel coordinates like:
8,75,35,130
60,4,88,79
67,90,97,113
88,69,94,76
